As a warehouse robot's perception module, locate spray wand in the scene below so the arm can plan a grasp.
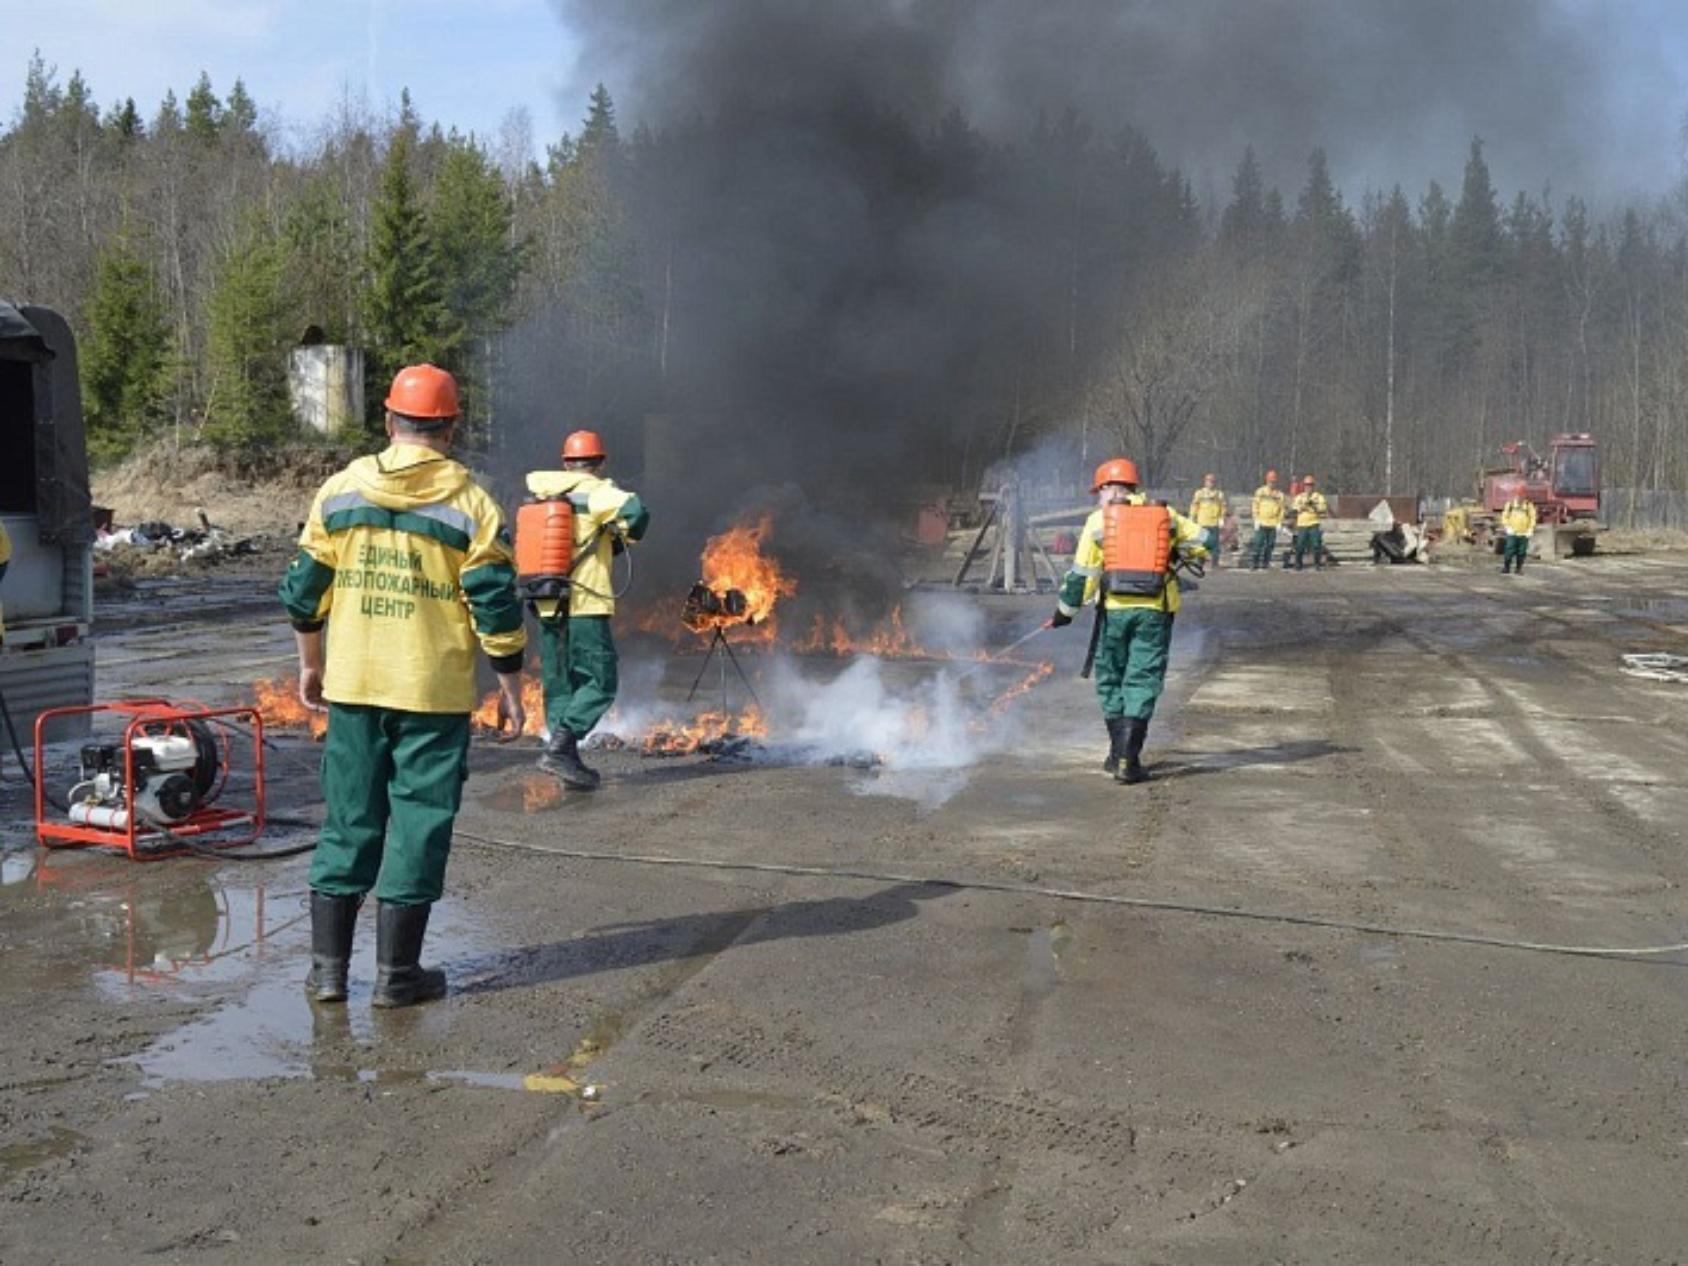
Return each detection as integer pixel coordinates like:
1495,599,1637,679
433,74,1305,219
954,619,1053,682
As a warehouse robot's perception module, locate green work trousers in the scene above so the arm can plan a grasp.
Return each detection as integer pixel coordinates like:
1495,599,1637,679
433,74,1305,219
1249,525,1277,568
1093,607,1174,722
538,613,619,739
310,703,470,906
1200,526,1222,565
1502,534,1529,563
1294,525,1325,568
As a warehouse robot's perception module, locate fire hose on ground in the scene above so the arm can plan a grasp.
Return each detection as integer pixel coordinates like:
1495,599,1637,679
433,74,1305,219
451,830,1688,964
9,680,1683,959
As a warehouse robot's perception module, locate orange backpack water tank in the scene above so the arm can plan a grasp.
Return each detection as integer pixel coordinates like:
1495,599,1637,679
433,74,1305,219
515,499,576,601
1102,503,1174,595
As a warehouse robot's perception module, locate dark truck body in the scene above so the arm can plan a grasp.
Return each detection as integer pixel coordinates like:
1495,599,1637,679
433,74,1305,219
0,303,95,737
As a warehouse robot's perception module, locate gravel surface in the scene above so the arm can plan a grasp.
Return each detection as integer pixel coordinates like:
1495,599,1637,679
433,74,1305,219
4,558,1688,1263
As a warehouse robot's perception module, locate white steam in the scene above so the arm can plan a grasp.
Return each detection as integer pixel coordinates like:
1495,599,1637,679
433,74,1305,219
762,655,997,771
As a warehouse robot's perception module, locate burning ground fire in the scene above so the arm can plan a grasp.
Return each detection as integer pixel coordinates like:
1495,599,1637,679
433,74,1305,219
253,676,327,739
255,515,1053,760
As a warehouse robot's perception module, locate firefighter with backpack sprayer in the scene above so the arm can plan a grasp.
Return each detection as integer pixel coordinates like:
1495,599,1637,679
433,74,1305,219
1050,457,1207,784
520,429,650,791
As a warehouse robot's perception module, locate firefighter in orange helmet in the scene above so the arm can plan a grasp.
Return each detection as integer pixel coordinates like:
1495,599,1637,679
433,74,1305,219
279,364,527,1008
524,428,650,790
1049,458,1207,783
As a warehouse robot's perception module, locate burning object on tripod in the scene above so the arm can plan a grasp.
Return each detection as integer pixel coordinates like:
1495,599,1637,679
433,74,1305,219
682,582,751,632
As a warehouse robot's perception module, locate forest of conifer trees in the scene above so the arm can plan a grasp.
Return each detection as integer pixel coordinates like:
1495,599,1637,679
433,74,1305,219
3,52,1686,510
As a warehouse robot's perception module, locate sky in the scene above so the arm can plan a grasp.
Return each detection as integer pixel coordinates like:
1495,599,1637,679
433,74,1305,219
5,0,1688,201
1,0,586,150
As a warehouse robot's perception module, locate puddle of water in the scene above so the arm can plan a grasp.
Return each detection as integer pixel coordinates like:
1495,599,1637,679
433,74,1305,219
1009,921,1070,1058
123,898,487,1088
849,767,972,810
1024,920,1071,1003
2,847,37,886
0,1126,89,1181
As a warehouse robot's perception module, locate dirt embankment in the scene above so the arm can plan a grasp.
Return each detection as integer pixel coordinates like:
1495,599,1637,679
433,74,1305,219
92,444,351,539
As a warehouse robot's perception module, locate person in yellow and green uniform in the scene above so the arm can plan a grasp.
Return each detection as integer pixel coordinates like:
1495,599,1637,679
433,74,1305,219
1189,473,1227,568
525,429,650,791
1051,457,1207,784
1291,474,1330,570
1500,493,1537,573
1249,469,1286,570
279,364,527,1010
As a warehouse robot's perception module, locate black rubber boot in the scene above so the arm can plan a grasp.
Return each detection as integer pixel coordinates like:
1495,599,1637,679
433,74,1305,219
305,891,360,1003
539,728,600,790
1102,716,1127,774
1502,557,1512,574
1515,555,1525,573
371,902,447,1009
1117,717,1151,785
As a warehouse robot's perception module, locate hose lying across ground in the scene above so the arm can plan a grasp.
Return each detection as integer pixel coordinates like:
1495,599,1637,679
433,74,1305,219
452,829,1688,964
10,687,1681,960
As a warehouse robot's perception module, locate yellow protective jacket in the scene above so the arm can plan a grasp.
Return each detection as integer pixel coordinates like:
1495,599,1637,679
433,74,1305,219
1058,499,1208,616
278,443,527,714
1251,486,1286,528
1292,490,1329,528
1189,486,1227,528
1501,497,1538,537
522,470,649,617
0,520,10,640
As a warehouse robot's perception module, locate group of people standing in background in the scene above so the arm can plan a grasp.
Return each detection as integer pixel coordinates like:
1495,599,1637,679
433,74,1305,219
1188,471,1332,572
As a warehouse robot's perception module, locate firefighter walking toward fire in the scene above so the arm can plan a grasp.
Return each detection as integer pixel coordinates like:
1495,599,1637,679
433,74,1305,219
1051,458,1207,784
1189,473,1227,567
522,429,650,790
1500,492,1537,573
1291,475,1329,570
279,364,527,1008
1249,470,1286,570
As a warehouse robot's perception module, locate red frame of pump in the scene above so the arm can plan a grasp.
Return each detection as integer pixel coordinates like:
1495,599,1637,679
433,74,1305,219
34,700,267,861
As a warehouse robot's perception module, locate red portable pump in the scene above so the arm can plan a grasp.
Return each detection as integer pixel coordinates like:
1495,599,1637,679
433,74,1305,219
34,700,267,861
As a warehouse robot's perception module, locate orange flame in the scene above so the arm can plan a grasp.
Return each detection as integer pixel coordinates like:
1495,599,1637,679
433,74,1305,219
640,706,767,756
253,676,328,739
691,516,797,643
795,605,991,663
986,660,1055,713
471,675,548,737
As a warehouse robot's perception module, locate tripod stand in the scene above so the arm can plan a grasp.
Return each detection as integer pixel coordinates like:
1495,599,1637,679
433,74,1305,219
686,625,762,712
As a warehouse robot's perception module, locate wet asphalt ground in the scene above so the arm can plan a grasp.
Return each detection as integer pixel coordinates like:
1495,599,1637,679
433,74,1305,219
4,555,1688,1263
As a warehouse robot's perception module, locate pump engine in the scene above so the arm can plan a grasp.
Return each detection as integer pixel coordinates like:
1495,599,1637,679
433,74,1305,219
68,720,221,831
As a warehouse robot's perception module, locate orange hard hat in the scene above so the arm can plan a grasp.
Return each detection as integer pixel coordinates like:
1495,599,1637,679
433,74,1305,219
385,364,459,420
562,429,606,461
1092,457,1140,491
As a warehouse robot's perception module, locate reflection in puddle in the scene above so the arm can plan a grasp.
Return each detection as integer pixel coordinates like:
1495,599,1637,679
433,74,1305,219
478,772,568,814
124,899,487,1088
2,847,37,887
